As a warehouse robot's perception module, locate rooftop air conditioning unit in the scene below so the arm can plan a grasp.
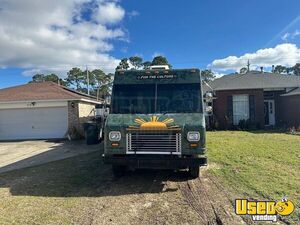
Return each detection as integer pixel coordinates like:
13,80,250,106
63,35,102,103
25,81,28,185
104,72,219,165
149,65,170,70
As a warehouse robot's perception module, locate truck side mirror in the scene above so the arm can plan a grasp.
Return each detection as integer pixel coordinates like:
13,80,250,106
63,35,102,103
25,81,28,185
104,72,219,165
205,106,213,114
95,104,106,117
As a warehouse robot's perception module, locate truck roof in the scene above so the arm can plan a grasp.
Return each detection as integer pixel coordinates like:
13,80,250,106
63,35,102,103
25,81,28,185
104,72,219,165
116,68,199,73
114,68,201,85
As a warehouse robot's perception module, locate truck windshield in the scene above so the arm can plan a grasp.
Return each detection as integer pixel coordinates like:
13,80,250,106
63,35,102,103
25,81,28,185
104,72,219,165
112,83,202,114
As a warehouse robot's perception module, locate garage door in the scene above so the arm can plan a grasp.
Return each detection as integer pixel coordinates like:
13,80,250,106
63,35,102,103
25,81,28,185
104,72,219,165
0,107,68,140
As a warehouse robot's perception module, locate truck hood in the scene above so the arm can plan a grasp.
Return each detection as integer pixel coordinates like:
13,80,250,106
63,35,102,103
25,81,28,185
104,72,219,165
105,113,205,130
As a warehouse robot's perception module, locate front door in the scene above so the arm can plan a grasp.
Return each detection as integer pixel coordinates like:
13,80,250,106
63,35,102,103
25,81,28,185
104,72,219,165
264,100,275,126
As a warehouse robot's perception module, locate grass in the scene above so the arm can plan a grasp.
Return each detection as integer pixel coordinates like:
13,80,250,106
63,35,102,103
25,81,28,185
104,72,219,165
0,131,299,224
0,150,106,225
206,131,300,223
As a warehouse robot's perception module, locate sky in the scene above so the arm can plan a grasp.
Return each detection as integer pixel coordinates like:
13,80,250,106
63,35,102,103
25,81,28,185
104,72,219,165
1,0,300,88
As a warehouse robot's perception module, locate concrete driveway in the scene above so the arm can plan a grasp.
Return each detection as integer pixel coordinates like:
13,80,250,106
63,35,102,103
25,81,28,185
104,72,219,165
0,140,101,173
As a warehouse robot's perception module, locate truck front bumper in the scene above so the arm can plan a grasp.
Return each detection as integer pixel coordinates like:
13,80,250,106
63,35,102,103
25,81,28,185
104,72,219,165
102,155,207,169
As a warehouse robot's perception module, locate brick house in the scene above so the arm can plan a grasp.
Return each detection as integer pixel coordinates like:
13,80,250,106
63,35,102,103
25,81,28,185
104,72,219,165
0,82,103,140
204,71,300,129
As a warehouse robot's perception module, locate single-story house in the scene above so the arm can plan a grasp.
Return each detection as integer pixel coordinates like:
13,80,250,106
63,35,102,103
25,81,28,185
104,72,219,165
203,71,300,129
0,82,103,140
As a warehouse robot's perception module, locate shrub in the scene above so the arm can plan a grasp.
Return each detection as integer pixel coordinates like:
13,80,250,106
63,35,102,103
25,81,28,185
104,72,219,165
237,119,255,130
238,119,246,130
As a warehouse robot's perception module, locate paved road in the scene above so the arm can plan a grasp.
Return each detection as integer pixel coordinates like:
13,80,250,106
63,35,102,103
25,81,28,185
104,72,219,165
0,140,100,173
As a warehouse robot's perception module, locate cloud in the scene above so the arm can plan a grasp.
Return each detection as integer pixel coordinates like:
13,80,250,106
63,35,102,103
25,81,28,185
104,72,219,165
94,1,125,24
0,0,127,76
127,10,139,18
151,52,164,59
213,71,225,79
281,33,290,41
210,43,300,71
266,15,300,47
281,30,300,41
120,47,128,53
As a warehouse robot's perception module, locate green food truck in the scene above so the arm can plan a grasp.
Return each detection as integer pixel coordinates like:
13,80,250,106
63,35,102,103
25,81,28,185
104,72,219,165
103,68,207,178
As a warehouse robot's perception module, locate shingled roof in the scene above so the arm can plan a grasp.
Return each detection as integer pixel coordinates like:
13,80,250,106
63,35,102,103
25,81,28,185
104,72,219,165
281,87,300,96
0,82,102,103
207,71,300,91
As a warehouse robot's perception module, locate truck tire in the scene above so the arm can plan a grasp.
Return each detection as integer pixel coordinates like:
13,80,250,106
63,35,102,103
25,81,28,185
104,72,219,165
188,166,200,178
112,165,126,177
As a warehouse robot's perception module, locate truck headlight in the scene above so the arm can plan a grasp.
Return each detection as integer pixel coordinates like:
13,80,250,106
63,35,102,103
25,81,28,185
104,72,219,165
109,131,121,141
187,131,200,142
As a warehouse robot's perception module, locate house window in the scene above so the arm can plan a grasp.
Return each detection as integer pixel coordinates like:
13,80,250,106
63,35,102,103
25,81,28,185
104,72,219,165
233,95,249,125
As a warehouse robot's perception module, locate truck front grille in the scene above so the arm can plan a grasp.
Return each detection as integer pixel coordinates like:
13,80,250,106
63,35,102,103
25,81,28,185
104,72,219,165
126,132,181,154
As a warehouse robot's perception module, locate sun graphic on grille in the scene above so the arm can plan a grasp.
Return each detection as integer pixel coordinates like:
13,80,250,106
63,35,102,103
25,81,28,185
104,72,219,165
127,116,181,131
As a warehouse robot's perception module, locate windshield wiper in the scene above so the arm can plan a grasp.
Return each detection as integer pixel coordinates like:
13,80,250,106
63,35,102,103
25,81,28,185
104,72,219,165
159,111,174,115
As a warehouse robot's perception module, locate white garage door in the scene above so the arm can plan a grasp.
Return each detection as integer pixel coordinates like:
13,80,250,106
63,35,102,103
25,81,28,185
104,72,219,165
0,107,68,140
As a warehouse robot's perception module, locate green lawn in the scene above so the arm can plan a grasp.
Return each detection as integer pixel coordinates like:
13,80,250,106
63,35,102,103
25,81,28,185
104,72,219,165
206,131,300,223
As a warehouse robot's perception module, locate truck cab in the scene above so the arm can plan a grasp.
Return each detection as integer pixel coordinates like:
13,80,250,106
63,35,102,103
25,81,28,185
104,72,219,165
103,68,207,178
